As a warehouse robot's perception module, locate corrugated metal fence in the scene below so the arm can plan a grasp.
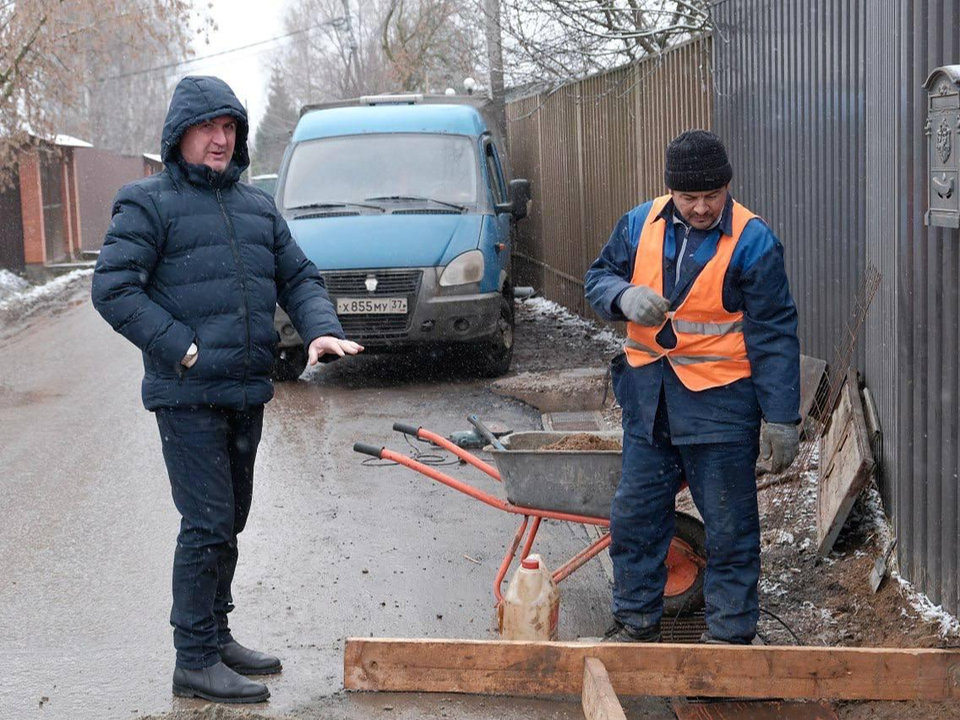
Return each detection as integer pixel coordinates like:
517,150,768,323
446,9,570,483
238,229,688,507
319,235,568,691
713,0,960,613
714,0,867,371
893,0,959,615
506,38,713,317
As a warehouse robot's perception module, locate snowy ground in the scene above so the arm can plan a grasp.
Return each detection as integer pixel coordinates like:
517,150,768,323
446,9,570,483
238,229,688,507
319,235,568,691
0,269,93,341
0,268,93,312
516,296,624,356
0,269,31,303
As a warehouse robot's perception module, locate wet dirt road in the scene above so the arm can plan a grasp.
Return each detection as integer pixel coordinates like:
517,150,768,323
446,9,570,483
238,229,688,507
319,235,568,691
0,282,668,719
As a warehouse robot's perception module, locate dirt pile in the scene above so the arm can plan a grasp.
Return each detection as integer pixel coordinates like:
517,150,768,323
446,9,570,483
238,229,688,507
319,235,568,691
540,434,622,451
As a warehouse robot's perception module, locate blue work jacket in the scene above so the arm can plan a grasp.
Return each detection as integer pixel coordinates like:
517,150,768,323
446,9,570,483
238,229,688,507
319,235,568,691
584,196,800,445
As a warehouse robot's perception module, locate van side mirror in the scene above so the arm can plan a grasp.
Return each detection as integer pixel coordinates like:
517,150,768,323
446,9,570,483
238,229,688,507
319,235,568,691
496,179,532,220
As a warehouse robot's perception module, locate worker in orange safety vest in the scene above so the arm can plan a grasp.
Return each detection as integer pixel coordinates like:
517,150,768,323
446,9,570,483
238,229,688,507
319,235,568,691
584,130,801,644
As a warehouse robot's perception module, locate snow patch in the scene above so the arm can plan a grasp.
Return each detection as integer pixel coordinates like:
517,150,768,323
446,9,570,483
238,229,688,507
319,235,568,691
0,269,92,312
762,529,795,547
893,572,960,638
0,270,31,302
853,483,958,637
759,577,786,597
859,482,895,553
519,296,623,354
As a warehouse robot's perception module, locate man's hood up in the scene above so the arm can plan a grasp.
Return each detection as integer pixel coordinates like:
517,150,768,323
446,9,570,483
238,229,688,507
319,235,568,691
160,76,249,171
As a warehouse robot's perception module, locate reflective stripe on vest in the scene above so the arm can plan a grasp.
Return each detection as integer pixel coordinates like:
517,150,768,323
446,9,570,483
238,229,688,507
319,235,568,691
623,195,756,392
671,319,744,336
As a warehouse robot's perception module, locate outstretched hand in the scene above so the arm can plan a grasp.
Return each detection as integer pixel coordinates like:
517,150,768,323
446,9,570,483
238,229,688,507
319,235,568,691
308,336,364,365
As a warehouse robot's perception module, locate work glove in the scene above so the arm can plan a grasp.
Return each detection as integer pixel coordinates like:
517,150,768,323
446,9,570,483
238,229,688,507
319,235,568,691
619,285,671,326
760,422,800,474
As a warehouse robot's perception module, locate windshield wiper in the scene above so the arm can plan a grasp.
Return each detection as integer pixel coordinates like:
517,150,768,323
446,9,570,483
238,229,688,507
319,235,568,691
365,195,467,212
287,201,385,213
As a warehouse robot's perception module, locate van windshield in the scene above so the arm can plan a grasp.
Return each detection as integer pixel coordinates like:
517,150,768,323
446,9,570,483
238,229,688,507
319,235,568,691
282,133,479,211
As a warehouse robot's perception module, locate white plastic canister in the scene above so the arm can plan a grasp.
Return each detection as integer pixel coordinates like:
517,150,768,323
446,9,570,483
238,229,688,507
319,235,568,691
500,553,560,640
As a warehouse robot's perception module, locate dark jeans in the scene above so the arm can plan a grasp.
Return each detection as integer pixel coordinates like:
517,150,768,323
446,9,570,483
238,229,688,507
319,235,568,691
610,396,761,643
155,405,264,669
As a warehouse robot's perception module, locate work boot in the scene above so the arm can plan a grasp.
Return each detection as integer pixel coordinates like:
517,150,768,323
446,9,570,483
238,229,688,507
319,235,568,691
172,660,270,703
699,632,757,645
700,632,731,645
219,638,283,675
602,619,661,643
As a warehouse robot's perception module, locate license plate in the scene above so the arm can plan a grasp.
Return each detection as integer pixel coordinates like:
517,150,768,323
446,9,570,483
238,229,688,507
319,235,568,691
336,297,408,314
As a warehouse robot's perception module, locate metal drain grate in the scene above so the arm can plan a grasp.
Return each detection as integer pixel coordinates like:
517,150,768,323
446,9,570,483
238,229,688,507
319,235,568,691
541,411,606,432
660,611,707,643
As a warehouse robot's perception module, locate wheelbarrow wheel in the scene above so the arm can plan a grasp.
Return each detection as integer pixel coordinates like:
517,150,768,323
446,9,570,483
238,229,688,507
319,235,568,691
663,511,707,616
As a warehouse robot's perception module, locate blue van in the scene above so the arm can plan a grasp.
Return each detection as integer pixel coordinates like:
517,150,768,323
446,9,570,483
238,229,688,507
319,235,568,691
271,94,531,379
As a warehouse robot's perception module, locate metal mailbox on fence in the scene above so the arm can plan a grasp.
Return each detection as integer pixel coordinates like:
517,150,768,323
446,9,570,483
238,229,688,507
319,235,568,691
923,65,960,229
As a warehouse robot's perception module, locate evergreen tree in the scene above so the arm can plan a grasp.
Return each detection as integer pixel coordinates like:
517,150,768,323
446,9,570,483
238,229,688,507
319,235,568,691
252,66,299,175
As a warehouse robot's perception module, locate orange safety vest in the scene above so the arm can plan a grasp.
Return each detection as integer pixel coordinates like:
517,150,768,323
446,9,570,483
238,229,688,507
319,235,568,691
624,194,755,392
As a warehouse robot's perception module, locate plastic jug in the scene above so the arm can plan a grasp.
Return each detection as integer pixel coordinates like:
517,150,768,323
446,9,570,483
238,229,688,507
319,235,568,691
500,553,560,640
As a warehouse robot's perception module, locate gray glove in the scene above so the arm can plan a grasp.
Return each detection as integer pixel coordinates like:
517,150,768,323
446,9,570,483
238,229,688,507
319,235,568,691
619,285,670,326
760,422,800,473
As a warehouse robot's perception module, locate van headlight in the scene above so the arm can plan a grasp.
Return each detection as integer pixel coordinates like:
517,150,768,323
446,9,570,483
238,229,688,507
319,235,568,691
439,250,484,287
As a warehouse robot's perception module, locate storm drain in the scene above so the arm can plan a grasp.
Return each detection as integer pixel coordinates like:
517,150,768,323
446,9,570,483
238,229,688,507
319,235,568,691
541,411,606,432
660,611,707,643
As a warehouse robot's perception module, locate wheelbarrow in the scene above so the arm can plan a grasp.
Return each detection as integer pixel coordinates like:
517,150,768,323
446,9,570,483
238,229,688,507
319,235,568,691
353,421,706,614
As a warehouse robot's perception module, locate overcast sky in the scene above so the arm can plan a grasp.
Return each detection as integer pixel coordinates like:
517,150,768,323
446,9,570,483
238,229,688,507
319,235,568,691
175,0,292,137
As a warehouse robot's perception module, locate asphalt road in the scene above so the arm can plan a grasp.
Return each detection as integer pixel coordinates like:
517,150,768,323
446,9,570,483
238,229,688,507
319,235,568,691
0,280,668,719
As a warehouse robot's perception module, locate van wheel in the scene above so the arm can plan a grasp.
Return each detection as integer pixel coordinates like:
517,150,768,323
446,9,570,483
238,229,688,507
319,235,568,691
272,346,307,382
477,293,514,377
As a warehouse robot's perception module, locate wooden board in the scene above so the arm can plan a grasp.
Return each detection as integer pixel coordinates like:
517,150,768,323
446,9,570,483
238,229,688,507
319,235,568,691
343,638,960,701
673,698,838,719
817,369,875,556
582,658,627,720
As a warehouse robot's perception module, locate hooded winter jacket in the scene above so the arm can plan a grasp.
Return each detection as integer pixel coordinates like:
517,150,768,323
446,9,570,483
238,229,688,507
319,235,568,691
92,76,343,410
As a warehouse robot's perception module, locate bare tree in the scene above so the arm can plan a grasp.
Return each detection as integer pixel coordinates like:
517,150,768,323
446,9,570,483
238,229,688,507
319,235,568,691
276,0,483,108
496,0,712,89
0,0,206,184
279,0,391,106
380,0,481,92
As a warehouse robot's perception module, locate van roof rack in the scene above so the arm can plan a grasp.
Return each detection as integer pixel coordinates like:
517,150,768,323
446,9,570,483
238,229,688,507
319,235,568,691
300,94,491,117
360,94,423,105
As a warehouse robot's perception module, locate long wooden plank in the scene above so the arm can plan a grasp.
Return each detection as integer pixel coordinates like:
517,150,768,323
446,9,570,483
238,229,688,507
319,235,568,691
582,658,627,720
343,638,960,701
672,698,838,719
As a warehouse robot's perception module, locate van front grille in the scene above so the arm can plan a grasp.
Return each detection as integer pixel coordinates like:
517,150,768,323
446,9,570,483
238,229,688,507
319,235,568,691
322,269,422,296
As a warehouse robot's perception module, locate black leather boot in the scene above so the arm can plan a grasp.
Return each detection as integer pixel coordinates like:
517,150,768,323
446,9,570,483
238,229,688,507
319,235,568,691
218,639,283,675
172,660,270,703
602,619,662,643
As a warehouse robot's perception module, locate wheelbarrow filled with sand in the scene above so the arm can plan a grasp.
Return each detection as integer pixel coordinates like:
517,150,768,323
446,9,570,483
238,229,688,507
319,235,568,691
353,420,706,616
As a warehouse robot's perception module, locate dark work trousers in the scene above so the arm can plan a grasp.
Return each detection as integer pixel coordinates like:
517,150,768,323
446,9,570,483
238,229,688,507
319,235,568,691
610,396,761,643
155,405,264,669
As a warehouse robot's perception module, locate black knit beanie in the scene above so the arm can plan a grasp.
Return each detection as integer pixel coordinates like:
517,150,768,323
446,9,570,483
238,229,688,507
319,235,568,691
664,130,733,191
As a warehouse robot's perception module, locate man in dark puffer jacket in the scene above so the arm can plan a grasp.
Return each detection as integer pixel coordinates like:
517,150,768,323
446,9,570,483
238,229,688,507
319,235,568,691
92,76,362,704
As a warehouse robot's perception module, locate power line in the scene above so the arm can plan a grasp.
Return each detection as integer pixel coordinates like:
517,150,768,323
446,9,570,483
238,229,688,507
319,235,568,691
97,21,336,82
